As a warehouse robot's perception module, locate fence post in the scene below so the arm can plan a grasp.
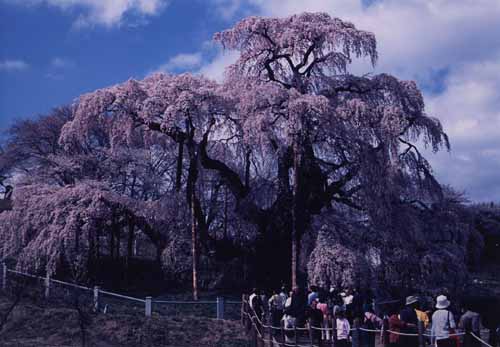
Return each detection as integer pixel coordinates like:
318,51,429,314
308,322,314,347
294,325,298,347
383,317,390,347
93,286,100,312
241,294,245,326
145,296,152,317
418,320,425,347
352,318,361,347
332,314,338,343
217,296,225,320
1,262,6,291
44,273,50,299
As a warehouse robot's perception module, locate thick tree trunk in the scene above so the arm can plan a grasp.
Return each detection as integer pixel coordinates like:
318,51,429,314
291,140,300,289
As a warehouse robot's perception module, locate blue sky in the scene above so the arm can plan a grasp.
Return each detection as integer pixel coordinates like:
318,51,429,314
1,0,500,202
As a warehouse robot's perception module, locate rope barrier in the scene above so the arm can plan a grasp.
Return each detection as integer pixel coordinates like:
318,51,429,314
358,327,382,332
50,278,92,291
6,269,43,280
153,300,214,304
471,332,494,347
387,330,420,336
243,297,496,347
99,289,145,303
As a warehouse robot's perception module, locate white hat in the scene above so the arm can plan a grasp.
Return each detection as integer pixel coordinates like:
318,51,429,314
435,295,450,309
405,296,419,306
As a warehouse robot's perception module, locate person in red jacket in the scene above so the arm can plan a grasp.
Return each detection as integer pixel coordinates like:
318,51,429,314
388,304,414,347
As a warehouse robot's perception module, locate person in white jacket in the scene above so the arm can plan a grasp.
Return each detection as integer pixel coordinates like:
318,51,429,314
431,295,456,347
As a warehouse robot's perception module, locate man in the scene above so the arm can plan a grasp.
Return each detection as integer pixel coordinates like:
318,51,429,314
308,285,319,305
431,295,457,347
399,296,419,347
269,289,285,332
307,299,324,344
459,299,481,347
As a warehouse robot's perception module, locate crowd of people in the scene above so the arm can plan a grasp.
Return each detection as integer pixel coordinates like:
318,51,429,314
247,285,491,347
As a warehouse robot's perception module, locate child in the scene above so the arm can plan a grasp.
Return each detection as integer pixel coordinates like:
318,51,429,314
336,308,351,347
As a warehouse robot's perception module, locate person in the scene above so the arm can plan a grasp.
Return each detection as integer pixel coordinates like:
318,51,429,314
388,304,409,347
307,299,324,344
415,298,430,329
284,290,293,311
269,289,285,331
317,298,331,340
360,303,383,347
249,288,258,309
251,289,264,322
290,286,308,327
344,289,355,322
351,288,363,320
399,296,419,347
279,286,288,304
431,295,457,347
336,307,351,347
282,311,296,344
308,285,319,305
459,299,481,347
260,289,268,320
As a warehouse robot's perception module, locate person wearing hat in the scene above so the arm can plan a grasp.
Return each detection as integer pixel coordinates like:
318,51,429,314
399,295,419,347
431,295,457,347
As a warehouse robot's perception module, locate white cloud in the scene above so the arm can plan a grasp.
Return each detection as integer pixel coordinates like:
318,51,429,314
209,0,500,202
151,50,239,81
0,59,29,71
425,57,500,201
198,50,239,82
50,57,76,69
4,0,169,28
155,53,203,73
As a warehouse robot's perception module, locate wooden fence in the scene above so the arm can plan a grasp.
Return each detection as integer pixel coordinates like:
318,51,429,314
0,262,240,320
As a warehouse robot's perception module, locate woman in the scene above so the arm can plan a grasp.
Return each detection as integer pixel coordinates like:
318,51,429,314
360,303,383,347
431,295,457,347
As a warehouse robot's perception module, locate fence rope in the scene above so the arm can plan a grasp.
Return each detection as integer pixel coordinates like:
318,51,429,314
6,269,43,280
242,298,496,347
471,332,494,347
99,289,145,303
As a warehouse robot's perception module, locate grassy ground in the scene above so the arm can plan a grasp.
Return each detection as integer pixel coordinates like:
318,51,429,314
0,296,249,347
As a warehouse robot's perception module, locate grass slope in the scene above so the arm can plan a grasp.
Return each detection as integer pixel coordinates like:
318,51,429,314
0,296,248,347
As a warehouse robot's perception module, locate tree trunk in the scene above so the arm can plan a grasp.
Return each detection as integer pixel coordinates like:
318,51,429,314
191,188,199,301
291,139,300,289
176,139,184,191
223,186,228,240
126,216,135,279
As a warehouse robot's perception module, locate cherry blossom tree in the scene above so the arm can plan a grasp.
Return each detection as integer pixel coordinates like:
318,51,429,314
214,12,449,286
59,13,452,290
4,13,486,297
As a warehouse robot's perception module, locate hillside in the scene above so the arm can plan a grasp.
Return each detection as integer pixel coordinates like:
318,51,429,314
0,296,248,347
